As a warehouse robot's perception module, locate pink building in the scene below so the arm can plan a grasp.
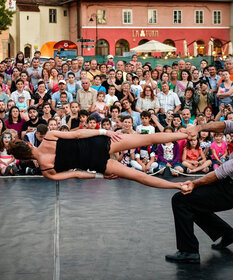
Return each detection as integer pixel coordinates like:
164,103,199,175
68,0,233,56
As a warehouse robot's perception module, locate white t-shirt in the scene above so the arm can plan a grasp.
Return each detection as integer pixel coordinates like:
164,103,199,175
136,124,155,134
11,90,31,104
104,94,118,107
130,84,143,98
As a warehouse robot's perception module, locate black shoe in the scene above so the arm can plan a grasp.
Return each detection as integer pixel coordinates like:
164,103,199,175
212,234,233,250
165,251,200,263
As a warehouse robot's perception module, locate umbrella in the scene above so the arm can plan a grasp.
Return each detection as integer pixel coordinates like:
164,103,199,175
183,40,188,56
208,39,214,56
130,40,176,53
193,41,198,57
229,42,233,55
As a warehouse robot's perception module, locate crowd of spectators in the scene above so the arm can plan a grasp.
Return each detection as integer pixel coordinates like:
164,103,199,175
0,50,233,176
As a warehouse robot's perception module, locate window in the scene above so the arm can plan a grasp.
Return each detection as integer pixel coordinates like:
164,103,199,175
148,9,157,24
173,10,182,24
122,10,132,24
64,10,67,17
97,9,106,24
49,9,57,23
195,10,204,24
213,10,221,25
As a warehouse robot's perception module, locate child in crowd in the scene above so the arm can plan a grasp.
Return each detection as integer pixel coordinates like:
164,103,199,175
121,115,135,134
116,130,135,166
210,132,228,170
105,85,118,108
0,131,17,175
66,101,80,129
157,126,184,176
90,91,106,120
182,136,212,173
87,116,100,129
227,133,233,155
199,131,212,158
130,76,143,100
91,75,106,93
78,110,89,129
110,105,120,129
131,131,158,173
101,118,112,130
114,114,124,131
59,124,70,132
16,94,28,120
136,111,155,134
66,72,79,98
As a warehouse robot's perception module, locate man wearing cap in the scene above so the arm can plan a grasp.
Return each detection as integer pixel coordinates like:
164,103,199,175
86,59,100,84
194,80,214,114
21,106,47,139
51,80,73,112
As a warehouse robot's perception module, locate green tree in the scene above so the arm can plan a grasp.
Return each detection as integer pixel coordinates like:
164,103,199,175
0,0,14,33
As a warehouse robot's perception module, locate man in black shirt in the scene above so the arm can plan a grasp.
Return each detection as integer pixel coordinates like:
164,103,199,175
21,106,47,139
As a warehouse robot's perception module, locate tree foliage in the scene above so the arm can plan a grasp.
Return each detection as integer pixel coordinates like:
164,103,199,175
0,0,14,33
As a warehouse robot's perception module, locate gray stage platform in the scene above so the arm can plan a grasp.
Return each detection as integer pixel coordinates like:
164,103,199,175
0,177,233,280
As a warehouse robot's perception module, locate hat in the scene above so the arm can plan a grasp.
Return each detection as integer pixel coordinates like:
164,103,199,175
28,106,38,112
107,55,114,59
18,94,25,98
58,80,66,85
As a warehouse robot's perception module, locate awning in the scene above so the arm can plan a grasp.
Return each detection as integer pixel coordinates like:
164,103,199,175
53,40,77,50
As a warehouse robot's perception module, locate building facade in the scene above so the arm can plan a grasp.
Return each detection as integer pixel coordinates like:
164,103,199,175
69,0,233,57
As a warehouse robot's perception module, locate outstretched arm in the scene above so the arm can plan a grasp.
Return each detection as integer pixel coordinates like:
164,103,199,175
186,121,226,138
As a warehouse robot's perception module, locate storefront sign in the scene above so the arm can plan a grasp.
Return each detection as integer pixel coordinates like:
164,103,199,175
132,30,159,38
8,0,16,11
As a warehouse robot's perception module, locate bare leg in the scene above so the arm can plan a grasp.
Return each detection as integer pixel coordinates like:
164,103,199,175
109,133,187,154
189,160,212,173
105,159,181,190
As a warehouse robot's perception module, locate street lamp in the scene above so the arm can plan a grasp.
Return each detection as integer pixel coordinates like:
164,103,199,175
89,14,98,55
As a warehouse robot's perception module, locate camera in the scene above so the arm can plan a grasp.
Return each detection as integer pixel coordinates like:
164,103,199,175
224,104,229,109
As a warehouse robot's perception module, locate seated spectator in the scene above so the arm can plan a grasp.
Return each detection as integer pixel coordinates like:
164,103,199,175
76,78,97,111
136,111,155,134
157,82,181,114
157,72,174,92
131,132,158,174
157,126,184,176
192,69,201,90
117,82,135,104
0,84,9,104
0,73,10,96
199,131,212,158
120,115,135,134
180,87,196,117
181,109,194,127
59,124,70,132
203,106,214,122
66,101,80,130
113,100,122,112
116,130,135,166
136,85,160,114
227,133,233,155
91,75,106,93
61,102,71,125
159,109,174,127
56,92,68,109
105,85,118,108
66,72,80,99
175,70,193,99
114,114,124,131
109,105,120,129
78,109,89,129
210,132,227,170
21,106,47,139
171,113,182,132
182,136,212,173
41,102,53,123
0,130,17,175
90,91,106,120
49,68,59,94
139,70,157,91
0,118,6,136
194,113,206,125
31,80,51,114
20,71,33,95
122,99,141,129
87,116,99,129
51,80,73,111
101,118,112,130
5,106,26,138
54,115,62,129
48,118,58,131
11,79,31,108
216,70,233,108
130,76,143,100
194,80,214,114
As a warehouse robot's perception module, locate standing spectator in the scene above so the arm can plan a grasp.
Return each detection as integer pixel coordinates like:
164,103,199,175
5,106,26,138
65,58,81,81
136,67,144,82
175,70,193,98
157,82,181,114
66,72,80,98
27,57,42,88
177,60,186,79
0,84,9,104
106,55,115,69
199,59,208,77
51,80,73,111
216,70,233,108
130,54,138,72
136,85,160,114
20,71,33,95
195,80,214,114
76,78,97,111
61,63,69,76
210,132,227,170
11,79,31,108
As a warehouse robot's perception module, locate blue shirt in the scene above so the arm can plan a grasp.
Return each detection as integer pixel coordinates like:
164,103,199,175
182,119,194,127
52,90,73,103
122,111,141,128
91,85,106,93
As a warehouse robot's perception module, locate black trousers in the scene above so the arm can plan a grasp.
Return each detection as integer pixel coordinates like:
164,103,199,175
172,178,233,253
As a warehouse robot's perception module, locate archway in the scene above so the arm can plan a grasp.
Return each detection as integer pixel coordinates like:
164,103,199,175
40,41,56,57
96,39,109,56
163,39,175,47
196,40,206,55
8,34,14,57
115,39,129,56
213,39,222,55
24,45,31,58
139,39,149,45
